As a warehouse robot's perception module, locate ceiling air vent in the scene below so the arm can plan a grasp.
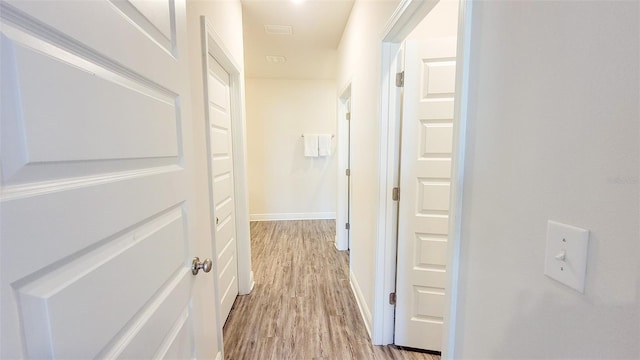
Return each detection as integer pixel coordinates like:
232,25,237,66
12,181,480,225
264,25,293,35
265,55,287,63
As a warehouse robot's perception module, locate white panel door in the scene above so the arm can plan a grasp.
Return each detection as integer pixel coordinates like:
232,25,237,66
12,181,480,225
394,37,457,351
0,1,216,359
207,56,239,323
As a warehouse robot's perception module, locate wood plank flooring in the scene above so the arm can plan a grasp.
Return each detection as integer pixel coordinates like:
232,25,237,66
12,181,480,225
222,220,440,360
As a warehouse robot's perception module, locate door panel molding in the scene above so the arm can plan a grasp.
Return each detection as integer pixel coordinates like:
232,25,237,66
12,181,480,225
336,82,351,251
201,18,252,297
1,6,181,185
394,38,456,351
374,0,474,357
200,16,253,357
1,1,213,358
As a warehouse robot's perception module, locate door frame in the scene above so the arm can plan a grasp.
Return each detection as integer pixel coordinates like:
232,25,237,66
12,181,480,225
372,0,473,357
200,15,254,351
336,82,352,251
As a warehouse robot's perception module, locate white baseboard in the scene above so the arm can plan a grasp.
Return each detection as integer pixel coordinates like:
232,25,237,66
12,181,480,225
249,212,336,221
249,271,255,292
350,270,372,338
239,270,255,295
335,228,348,251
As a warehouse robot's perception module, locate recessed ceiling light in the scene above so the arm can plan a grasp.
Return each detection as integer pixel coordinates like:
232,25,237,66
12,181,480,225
266,55,287,63
264,25,293,36
291,0,306,3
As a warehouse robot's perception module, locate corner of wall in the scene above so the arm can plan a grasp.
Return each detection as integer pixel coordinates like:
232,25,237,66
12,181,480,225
350,270,373,338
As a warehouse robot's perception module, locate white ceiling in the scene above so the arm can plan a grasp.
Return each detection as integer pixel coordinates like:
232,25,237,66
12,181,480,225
241,0,355,80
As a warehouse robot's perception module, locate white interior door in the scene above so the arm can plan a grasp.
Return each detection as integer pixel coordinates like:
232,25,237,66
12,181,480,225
394,37,457,351
206,55,239,323
0,1,216,358
345,97,352,251
336,86,351,252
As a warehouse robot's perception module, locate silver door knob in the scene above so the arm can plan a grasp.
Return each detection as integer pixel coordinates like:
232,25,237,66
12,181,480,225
191,257,213,275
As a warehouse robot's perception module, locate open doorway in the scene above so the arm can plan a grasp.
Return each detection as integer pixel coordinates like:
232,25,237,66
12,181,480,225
199,16,255,356
337,84,352,252
373,0,473,357
394,0,460,353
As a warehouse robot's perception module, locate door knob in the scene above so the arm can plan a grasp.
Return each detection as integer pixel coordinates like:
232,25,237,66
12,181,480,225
191,257,213,275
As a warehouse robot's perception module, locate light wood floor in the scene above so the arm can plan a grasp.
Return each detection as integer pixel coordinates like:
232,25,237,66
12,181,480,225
223,220,440,360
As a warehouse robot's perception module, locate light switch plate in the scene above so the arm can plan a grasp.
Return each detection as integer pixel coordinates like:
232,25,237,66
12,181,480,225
544,220,589,293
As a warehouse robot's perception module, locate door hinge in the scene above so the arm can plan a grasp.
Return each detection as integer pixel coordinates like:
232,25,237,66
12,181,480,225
395,71,404,87
346,168,351,176
392,187,400,201
345,222,350,230
346,112,351,121
389,292,396,305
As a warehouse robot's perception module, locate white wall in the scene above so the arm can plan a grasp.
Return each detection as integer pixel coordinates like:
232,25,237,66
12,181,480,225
456,1,639,358
336,0,400,331
186,0,246,357
245,78,337,220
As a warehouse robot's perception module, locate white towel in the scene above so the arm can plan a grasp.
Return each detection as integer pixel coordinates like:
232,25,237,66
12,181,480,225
304,134,319,157
318,134,332,156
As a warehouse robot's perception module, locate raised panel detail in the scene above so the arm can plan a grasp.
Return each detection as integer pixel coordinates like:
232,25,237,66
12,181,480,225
218,240,237,292
418,98,454,120
417,180,451,213
206,60,237,324
0,33,28,181
422,60,456,98
128,0,173,40
0,1,199,359
207,76,229,114
217,214,238,323
218,251,238,318
215,196,233,223
413,286,445,322
414,268,446,289
395,37,457,352
420,121,453,156
213,173,232,205
110,0,175,54
210,123,230,156
101,271,191,359
1,169,187,276
16,208,186,359
159,308,193,359
415,234,448,270
212,156,232,176
1,32,180,184
216,216,234,251
16,42,178,162
413,214,449,235
416,158,451,178
2,0,181,103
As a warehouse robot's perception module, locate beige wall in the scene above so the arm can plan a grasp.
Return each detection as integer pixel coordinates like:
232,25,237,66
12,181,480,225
245,78,337,220
407,0,458,41
456,1,639,358
336,0,400,330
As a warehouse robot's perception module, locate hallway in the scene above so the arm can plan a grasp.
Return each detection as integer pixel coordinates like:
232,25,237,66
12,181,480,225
223,220,439,359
